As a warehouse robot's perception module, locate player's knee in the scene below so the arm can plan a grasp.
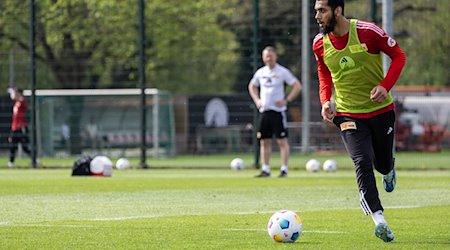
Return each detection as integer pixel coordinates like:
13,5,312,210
374,159,394,175
377,166,392,175
276,140,288,149
353,156,372,167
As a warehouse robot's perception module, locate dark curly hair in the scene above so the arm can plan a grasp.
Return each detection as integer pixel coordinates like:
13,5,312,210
327,0,345,15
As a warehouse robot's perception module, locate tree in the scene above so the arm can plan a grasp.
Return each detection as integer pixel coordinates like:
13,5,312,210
0,0,240,154
218,0,306,92
1,0,140,153
143,0,239,94
0,0,239,92
393,0,449,87
0,1,132,89
346,0,449,87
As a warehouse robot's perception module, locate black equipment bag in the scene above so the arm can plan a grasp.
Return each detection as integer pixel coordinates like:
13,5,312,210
71,155,92,176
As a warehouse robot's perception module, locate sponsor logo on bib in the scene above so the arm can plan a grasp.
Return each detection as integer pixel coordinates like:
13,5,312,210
340,121,357,131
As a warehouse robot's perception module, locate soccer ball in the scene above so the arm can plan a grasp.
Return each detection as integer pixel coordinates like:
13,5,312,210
230,158,245,170
116,158,131,170
90,155,113,177
305,159,321,172
267,210,303,243
323,159,337,172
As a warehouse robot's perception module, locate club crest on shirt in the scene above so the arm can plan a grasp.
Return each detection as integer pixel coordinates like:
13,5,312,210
387,37,396,47
340,121,357,131
349,43,368,53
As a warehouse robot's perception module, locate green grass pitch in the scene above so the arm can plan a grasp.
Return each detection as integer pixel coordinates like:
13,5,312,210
0,152,449,249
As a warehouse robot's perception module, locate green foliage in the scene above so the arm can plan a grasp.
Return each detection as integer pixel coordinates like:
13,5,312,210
345,0,450,87
144,0,239,94
394,1,450,87
219,0,304,92
0,0,238,93
0,0,448,93
0,1,30,87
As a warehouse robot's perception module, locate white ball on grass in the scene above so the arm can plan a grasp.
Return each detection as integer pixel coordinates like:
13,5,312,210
305,159,321,173
116,158,131,170
230,158,245,170
323,159,337,172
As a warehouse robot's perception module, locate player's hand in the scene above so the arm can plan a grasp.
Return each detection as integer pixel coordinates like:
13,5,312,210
8,137,12,143
321,101,335,123
370,86,388,103
254,99,263,109
275,99,288,107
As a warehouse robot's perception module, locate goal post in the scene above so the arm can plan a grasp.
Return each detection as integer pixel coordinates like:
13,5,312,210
24,88,175,158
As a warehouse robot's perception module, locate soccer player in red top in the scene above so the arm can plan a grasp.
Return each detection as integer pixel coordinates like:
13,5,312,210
313,0,406,242
8,87,34,168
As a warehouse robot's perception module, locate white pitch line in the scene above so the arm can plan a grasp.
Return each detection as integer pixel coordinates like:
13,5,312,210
88,211,291,221
2,205,424,226
385,205,422,209
89,212,274,221
222,228,265,232
0,223,93,228
24,224,94,228
304,230,349,234
231,211,277,215
222,228,349,234
90,215,163,221
83,205,425,222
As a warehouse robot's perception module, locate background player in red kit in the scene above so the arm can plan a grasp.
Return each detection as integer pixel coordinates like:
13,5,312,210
8,87,35,168
313,0,406,242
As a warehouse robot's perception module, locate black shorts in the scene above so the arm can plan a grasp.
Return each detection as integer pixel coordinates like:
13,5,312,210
257,110,288,139
10,127,29,145
332,110,395,175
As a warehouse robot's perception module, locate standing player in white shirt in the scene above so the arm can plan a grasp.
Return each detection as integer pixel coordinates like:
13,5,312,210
248,46,302,177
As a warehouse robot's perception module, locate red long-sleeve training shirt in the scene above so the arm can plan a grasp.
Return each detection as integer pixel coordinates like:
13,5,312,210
12,98,28,131
313,20,406,118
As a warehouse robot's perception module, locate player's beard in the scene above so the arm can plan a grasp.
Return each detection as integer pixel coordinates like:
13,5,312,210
321,12,337,34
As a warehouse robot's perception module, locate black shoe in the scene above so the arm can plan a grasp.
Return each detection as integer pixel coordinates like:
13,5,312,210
278,171,288,178
255,171,271,178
